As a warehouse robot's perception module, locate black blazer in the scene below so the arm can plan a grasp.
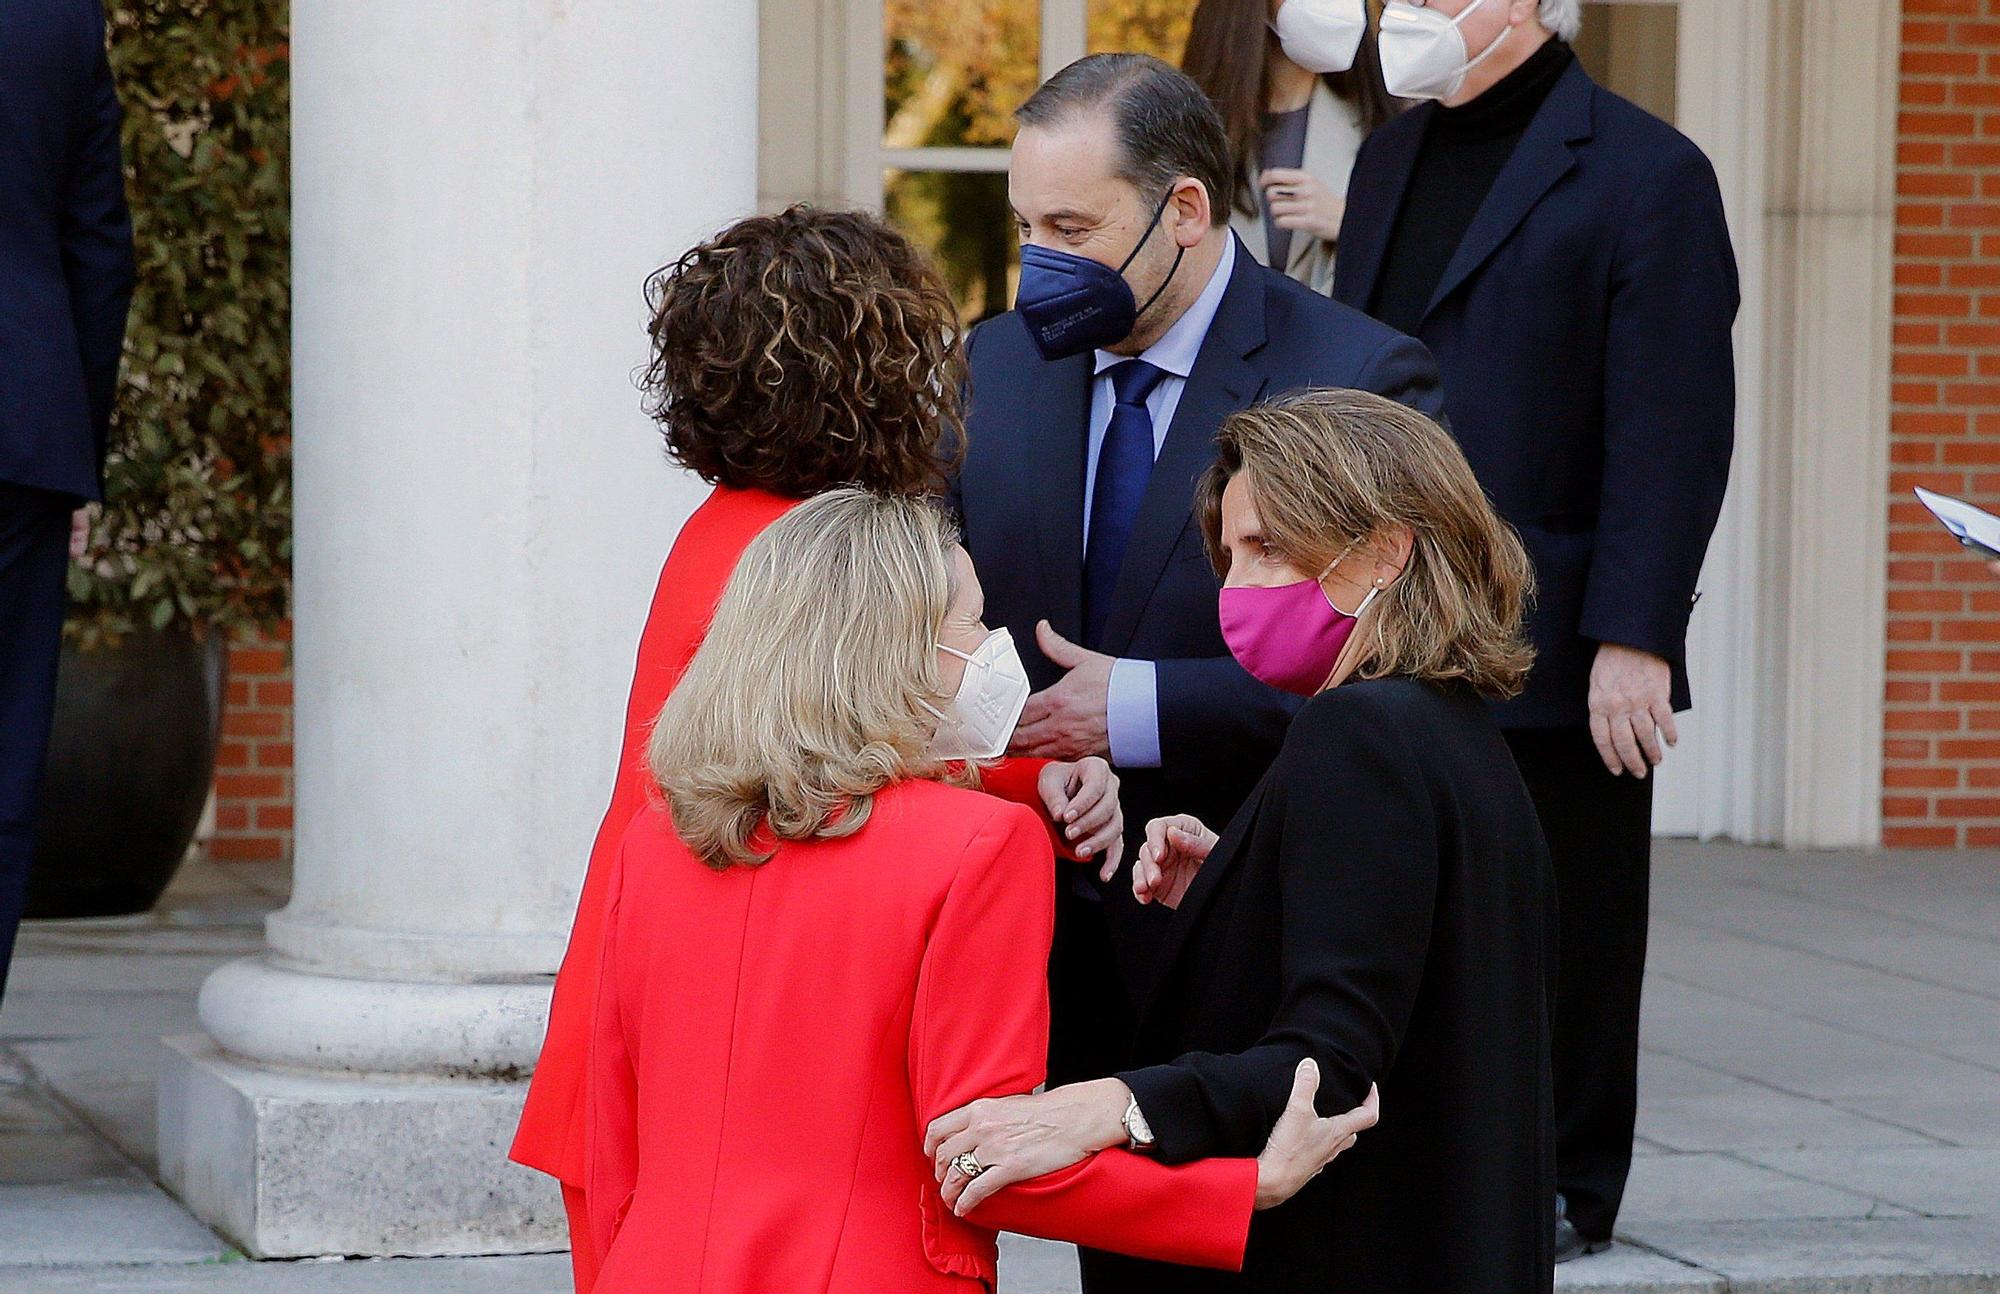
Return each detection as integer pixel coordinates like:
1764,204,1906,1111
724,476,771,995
1335,59,1738,726
1102,679,1556,1293
952,237,1444,854
0,0,135,502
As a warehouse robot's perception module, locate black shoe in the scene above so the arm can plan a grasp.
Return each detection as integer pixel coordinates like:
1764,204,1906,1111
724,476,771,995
1554,1196,1612,1264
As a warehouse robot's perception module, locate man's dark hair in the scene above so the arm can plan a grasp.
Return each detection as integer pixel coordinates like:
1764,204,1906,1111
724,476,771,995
1015,53,1233,228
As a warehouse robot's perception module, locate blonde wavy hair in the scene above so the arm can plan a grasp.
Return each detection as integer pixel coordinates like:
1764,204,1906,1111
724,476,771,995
648,489,970,869
1195,389,1537,698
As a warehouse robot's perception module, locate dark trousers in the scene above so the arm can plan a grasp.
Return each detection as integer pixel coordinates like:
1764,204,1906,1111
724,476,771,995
1504,727,1653,1242
1047,881,1137,1086
0,482,73,1004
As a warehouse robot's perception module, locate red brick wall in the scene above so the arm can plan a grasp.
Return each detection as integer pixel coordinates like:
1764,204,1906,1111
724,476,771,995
209,624,293,862
1885,2,2000,847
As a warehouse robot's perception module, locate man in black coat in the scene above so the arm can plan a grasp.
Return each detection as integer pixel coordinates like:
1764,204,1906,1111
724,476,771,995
0,0,136,1000
949,53,1442,1088
1335,0,1737,1258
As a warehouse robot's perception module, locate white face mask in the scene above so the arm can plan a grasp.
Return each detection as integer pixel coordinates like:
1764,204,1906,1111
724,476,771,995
923,627,1032,761
1378,0,1513,101
1269,0,1368,76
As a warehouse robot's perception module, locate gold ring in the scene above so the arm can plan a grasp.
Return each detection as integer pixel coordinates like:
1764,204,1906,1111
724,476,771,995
951,1151,986,1179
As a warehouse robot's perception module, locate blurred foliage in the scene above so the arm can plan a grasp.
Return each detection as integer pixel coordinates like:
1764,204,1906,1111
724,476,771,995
1086,0,1192,60
67,0,291,649
884,0,1039,148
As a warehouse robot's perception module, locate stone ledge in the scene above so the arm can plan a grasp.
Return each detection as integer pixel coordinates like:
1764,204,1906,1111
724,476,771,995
156,1035,563,1259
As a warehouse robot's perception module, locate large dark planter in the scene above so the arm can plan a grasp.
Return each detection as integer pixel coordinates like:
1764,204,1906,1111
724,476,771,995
26,627,227,919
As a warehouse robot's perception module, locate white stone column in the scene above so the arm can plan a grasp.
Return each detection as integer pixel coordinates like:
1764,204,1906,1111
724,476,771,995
157,0,752,1257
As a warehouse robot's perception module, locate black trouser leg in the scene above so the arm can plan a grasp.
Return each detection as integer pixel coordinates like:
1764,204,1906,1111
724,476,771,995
1046,881,1136,1086
0,483,74,1005
1504,727,1653,1243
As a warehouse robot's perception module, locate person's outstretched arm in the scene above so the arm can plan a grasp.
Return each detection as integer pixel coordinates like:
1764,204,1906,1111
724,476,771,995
1117,694,1438,1162
908,803,1258,1279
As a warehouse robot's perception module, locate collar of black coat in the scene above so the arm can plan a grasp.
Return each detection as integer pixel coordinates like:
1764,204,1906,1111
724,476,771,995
1341,58,1598,327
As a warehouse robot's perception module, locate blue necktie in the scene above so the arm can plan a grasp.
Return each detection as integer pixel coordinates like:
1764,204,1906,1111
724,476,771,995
1083,360,1167,650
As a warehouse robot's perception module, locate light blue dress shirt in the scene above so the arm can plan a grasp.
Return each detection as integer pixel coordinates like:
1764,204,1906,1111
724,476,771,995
1088,237,1236,770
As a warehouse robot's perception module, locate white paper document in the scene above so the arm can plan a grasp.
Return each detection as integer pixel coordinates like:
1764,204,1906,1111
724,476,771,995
1914,487,2000,560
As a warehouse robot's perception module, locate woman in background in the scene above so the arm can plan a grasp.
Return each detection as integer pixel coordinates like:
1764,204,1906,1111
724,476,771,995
511,207,1126,1293
1183,0,1400,292
583,489,1377,1292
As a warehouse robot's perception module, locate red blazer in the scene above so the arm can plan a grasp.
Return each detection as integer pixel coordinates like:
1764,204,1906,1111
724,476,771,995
512,486,1075,1289
584,784,1256,1293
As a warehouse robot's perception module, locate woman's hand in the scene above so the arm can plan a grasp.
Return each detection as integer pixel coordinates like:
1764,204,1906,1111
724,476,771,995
1133,814,1217,909
1259,167,1345,244
1039,757,1124,882
1255,1060,1380,1210
925,1078,1131,1216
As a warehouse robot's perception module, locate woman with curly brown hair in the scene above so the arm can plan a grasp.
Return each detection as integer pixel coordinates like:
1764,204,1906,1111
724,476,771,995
509,206,1126,1293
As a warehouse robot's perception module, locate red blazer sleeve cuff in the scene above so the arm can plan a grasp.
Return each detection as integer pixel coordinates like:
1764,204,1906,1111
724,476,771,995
966,1151,1257,1271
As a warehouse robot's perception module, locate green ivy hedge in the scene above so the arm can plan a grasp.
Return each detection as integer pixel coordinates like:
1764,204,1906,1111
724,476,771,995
67,0,291,649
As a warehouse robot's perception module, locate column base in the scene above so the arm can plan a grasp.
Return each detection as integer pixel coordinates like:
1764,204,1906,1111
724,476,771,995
157,1034,565,1259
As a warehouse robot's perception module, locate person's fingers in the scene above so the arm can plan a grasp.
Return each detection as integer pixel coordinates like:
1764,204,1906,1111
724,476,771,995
1075,821,1117,865
1008,716,1060,753
1284,1057,1320,1119
1015,693,1056,731
1099,833,1124,884
1608,713,1649,779
1655,701,1680,749
1035,619,1088,670
1064,764,1108,822
1588,711,1622,776
924,1107,974,1159
1631,709,1664,767
1133,854,1159,903
1039,773,1072,824
940,1167,967,1210
1066,790,1116,841
954,1159,1028,1215
931,1128,981,1178
1259,166,1311,188
1326,1093,1380,1141
1143,816,1174,864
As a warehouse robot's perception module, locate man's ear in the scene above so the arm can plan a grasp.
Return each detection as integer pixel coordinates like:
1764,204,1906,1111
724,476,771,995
1169,177,1212,246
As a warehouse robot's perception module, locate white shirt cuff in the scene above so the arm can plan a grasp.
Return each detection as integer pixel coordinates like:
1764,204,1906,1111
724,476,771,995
1106,659,1162,769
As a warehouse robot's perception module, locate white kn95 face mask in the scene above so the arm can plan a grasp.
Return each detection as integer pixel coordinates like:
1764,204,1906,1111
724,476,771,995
924,627,1031,761
1378,0,1514,101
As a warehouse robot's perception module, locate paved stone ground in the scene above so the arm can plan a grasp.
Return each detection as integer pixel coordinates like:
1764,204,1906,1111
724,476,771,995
1,841,1995,1292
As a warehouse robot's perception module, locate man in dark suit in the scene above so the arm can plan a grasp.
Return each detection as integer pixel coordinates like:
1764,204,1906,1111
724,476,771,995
950,53,1442,1088
1335,0,1737,1259
0,0,136,1001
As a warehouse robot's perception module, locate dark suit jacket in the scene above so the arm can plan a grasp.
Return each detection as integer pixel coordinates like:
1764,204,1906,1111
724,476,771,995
1335,59,1737,727
0,0,135,502
1098,679,1556,1293
954,235,1442,854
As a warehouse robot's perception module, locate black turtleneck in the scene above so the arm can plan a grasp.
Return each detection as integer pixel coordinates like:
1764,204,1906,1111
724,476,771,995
1369,38,1575,335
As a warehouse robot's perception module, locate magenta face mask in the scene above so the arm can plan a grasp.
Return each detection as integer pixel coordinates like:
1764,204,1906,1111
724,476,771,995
1218,562,1382,696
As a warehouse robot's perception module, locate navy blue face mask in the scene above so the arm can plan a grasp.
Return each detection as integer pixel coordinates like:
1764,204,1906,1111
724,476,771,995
1014,191,1187,362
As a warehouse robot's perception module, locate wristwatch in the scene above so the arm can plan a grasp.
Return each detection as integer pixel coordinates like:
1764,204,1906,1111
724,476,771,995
1122,1095,1157,1152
